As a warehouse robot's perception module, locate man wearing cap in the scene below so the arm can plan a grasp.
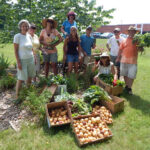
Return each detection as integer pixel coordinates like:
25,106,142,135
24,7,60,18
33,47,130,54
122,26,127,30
116,26,139,95
61,11,77,38
80,26,96,71
106,28,124,78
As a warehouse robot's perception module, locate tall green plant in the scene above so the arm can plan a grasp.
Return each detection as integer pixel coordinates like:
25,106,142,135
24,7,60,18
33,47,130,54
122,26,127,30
0,54,10,76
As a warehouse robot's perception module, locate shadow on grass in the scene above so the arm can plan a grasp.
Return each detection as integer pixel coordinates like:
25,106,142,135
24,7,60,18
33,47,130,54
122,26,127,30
122,92,150,115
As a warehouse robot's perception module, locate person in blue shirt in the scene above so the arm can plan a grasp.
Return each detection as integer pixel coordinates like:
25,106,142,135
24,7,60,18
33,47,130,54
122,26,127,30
80,26,96,70
61,11,77,39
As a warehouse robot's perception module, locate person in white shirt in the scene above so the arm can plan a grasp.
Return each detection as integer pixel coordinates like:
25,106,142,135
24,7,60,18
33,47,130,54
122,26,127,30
13,19,36,99
106,28,124,78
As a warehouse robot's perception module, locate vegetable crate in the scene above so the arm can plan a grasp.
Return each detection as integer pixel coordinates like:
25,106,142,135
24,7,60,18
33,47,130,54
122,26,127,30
71,114,113,147
100,95,124,114
45,101,71,128
96,79,123,96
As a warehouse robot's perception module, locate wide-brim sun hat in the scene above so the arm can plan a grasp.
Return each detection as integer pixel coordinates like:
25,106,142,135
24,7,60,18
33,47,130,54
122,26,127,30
100,52,110,58
67,11,76,16
127,26,139,33
42,17,57,28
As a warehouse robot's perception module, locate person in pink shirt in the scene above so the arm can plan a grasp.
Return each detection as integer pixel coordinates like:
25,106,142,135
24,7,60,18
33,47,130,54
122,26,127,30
116,26,139,94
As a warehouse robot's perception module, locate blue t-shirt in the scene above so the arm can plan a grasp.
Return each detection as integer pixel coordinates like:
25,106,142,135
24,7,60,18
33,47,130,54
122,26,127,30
62,20,77,38
80,34,95,56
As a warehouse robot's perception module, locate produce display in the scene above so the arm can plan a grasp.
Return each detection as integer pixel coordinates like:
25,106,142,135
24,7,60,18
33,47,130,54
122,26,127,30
99,74,125,87
133,33,150,52
48,107,70,125
73,116,112,145
83,85,112,105
92,105,113,124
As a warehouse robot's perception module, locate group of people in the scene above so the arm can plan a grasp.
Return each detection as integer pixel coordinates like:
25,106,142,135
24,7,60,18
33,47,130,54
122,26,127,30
13,10,140,98
13,11,96,98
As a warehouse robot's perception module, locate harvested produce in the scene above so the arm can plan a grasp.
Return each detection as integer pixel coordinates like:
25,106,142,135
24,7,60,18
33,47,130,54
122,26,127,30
92,105,113,124
71,99,92,117
49,107,70,125
99,74,125,87
73,116,112,144
133,33,150,52
83,85,111,105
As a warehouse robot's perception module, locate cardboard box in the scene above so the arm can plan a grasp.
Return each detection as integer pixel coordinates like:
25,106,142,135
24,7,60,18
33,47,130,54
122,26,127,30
100,95,124,114
96,79,123,96
45,101,71,128
71,115,112,147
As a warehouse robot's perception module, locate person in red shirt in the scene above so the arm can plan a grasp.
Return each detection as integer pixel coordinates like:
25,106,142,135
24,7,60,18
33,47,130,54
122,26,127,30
116,26,139,94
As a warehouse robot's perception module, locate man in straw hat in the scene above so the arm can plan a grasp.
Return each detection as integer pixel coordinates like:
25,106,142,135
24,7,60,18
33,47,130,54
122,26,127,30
106,27,124,78
116,26,139,95
39,17,63,76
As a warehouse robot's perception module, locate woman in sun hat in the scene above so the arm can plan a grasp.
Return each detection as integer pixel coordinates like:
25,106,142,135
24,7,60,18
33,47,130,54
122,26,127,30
93,52,117,83
13,19,36,99
39,17,63,77
116,26,139,95
61,11,77,38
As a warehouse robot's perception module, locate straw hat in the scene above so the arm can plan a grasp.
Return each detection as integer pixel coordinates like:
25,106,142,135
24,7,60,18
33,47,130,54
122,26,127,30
42,17,57,28
100,52,110,58
127,26,139,33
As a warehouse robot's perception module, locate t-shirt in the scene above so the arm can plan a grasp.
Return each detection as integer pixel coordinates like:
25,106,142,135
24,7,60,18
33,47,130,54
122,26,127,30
120,37,138,64
40,29,59,51
98,62,113,75
13,33,33,60
62,20,77,38
80,34,95,56
67,40,79,55
107,36,124,56
30,34,40,54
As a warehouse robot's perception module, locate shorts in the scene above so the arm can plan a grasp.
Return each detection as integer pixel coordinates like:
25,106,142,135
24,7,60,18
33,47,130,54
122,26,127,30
67,54,79,62
43,53,57,63
35,53,40,74
83,56,91,65
110,55,120,66
120,63,137,79
17,57,36,81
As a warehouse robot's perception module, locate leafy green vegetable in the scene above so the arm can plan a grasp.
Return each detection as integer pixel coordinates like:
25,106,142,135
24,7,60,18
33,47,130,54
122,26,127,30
83,85,111,105
99,74,114,85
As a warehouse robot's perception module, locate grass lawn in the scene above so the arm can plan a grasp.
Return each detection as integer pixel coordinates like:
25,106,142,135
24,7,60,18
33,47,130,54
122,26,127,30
0,40,150,150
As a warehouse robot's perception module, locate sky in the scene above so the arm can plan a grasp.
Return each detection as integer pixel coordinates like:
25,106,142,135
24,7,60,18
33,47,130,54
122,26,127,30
96,0,150,25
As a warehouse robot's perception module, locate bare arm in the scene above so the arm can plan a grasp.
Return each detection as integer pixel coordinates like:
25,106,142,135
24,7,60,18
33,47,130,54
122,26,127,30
61,26,66,35
111,65,117,80
106,43,111,51
92,62,99,72
14,43,22,70
116,48,122,62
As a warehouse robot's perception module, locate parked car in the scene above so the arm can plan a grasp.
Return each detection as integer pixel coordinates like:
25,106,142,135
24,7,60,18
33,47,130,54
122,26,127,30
100,32,114,39
120,33,128,38
91,32,102,38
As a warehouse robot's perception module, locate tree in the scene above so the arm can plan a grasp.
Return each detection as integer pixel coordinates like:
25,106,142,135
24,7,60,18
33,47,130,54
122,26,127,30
0,0,115,43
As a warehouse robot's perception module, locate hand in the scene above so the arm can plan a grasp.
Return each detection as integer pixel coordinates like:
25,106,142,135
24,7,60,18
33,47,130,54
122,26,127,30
116,57,120,63
17,61,22,70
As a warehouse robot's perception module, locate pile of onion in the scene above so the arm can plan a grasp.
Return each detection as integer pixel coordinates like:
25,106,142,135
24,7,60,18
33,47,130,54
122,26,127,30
49,107,70,125
73,116,112,144
92,106,113,124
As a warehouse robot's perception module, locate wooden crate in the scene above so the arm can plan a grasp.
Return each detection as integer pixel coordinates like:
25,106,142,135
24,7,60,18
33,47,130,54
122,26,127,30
100,95,124,114
45,101,71,128
96,79,123,96
71,114,113,147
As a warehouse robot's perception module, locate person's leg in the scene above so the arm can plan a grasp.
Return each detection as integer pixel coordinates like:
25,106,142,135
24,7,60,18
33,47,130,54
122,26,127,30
16,80,23,99
127,78,134,88
68,62,73,73
26,77,32,86
51,62,57,75
45,62,49,78
74,62,79,73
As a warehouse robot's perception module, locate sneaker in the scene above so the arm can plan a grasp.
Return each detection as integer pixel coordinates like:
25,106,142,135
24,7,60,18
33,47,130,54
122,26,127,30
128,88,133,95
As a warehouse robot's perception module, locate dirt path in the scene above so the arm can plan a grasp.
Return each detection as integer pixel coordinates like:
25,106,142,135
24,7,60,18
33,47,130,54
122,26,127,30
0,90,32,132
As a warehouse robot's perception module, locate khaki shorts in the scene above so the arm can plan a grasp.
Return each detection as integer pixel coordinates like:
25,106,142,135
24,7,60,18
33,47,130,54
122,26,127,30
17,57,36,81
83,56,91,65
120,63,137,79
